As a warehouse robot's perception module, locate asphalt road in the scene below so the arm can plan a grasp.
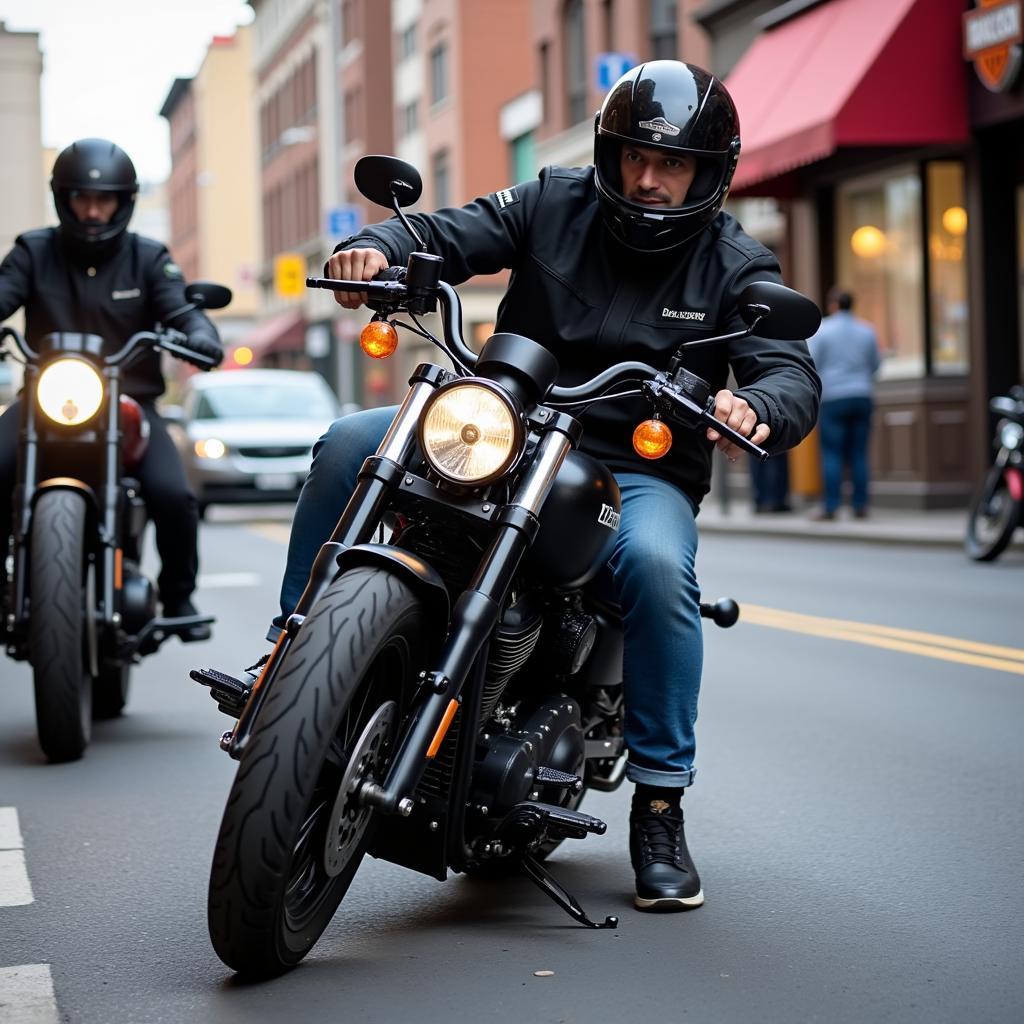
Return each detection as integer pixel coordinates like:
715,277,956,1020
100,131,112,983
2,507,1022,1023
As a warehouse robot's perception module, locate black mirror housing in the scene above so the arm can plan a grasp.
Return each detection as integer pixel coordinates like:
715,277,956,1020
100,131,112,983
184,282,233,311
738,282,821,340
354,155,423,209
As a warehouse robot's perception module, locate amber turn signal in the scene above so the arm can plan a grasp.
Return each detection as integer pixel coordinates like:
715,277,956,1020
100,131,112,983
360,320,399,359
632,418,673,460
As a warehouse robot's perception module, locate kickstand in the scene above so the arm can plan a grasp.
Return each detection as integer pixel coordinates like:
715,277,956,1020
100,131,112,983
521,853,618,930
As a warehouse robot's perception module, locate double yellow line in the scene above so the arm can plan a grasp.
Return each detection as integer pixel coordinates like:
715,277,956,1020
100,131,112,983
741,604,1024,677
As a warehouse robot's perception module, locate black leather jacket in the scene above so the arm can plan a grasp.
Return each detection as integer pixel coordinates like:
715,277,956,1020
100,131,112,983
0,227,222,400
337,165,820,507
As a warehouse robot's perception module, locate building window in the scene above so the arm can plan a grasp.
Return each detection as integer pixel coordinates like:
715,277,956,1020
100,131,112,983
398,22,417,60
836,166,924,379
399,99,419,138
430,42,448,105
603,0,615,49
510,132,535,185
926,161,968,376
433,148,450,208
340,0,356,47
564,0,587,125
538,41,550,126
649,0,677,60
343,87,361,144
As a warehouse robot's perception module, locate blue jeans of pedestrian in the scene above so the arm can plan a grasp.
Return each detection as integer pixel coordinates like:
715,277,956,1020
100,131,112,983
819,396,873,514
278,407,704,788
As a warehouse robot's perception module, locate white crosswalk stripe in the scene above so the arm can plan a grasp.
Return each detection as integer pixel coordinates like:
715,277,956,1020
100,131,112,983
0,808,33,907
0,964,60,1024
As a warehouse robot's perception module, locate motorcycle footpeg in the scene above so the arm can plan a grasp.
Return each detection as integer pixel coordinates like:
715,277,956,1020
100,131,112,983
190,667,250,719
534,766,584,793
497,800,607,843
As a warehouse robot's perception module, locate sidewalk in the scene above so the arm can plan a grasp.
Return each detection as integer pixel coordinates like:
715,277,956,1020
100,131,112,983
696,500,976,548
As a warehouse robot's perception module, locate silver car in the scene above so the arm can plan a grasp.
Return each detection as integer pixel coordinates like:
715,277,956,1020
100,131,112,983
166,369,341,515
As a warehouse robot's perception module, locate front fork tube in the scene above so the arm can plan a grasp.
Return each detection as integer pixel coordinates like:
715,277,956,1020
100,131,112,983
364,427,573,815
100,370,122,628
227,378,439,759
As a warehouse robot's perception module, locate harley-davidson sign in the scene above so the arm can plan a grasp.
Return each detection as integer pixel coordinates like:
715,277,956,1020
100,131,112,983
963,0,1023,93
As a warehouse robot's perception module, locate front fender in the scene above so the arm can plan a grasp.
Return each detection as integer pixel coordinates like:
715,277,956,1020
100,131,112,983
29,478,101,536
335,543,450,655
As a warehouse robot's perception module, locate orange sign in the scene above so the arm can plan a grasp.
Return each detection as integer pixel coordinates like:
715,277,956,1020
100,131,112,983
963,0,1023,93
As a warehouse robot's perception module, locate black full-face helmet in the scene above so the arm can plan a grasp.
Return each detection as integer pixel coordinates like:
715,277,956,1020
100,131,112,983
594,60,741,253
51,138,138,256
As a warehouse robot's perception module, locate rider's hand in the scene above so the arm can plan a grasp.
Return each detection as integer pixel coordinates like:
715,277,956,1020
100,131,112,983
324,247,389,309
706,389,770,461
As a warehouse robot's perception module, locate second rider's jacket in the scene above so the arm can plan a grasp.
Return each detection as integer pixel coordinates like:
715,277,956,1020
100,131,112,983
0,227,222,401
337,165,821,508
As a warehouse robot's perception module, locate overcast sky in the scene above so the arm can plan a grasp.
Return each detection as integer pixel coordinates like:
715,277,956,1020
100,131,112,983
0,0,255,184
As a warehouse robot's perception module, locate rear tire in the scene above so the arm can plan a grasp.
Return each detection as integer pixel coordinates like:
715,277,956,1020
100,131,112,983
30,490,91,762
965,467,1019,562
207,567,424,978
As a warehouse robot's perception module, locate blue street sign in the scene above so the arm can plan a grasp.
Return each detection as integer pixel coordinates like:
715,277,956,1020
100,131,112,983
596,52,635,90
326,204,363,238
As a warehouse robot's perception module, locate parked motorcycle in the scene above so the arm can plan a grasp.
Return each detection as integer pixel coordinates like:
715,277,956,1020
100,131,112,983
192,156,821,978
1,281,230,762
965,385,1024,561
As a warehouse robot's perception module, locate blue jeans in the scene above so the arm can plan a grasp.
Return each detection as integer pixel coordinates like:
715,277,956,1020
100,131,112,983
819,396,873,513
278,407,703,787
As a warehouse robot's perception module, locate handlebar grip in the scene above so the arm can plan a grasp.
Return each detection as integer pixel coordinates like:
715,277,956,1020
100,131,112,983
161,337,217,369
703,412,769,462
305,277,407,300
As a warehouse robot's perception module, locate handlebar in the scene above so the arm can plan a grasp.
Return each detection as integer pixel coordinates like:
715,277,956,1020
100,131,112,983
306,268,769,459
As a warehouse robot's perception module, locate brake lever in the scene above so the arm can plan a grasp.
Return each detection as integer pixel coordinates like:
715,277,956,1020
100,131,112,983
643,373,768,462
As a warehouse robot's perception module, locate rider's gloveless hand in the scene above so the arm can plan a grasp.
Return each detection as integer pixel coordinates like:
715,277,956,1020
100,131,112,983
325,247,390,309
706,389,770,460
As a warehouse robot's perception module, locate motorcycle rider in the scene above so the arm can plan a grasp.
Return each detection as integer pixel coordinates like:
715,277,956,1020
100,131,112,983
273,62,821,910
0,138,223,641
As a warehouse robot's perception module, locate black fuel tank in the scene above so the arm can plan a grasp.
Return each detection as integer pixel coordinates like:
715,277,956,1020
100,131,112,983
527,450,620,589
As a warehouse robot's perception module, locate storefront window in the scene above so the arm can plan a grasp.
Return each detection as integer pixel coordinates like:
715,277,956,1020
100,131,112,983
836,167,924,378
927,162,969,375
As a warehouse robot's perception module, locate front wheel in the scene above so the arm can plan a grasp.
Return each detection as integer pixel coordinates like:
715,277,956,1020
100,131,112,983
207,567,424,978
30,490,91,762
965,467,1020,562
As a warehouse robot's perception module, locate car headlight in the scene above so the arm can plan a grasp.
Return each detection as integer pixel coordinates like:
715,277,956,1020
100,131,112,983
36,357,105,426
999,421,1024,450
194,438,227,459
419,381,523,485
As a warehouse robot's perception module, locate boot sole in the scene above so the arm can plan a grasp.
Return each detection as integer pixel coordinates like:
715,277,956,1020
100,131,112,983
634,889,704,911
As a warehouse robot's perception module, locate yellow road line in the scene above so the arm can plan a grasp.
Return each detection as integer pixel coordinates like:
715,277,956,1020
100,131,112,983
742,604,1024,677
244,522,291,545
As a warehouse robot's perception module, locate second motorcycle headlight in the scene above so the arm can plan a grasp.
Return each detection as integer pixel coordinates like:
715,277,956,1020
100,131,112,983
36,357,105,426
419,382,522,485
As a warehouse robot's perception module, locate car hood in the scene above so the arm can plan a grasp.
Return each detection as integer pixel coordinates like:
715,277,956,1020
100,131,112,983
185,419,331,446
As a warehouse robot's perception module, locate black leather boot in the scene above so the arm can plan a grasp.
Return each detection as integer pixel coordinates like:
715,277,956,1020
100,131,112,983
162,597,212,643
629,791,704,911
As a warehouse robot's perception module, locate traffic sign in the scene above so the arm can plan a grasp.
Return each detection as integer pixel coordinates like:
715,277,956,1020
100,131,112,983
326,205,363,238
596,52,635,90
274,252,306,298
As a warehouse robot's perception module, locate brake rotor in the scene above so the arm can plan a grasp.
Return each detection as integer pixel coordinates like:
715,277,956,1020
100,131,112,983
323,700,398,877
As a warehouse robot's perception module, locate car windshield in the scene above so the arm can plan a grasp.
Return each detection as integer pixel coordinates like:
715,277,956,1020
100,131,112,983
194,382,337,420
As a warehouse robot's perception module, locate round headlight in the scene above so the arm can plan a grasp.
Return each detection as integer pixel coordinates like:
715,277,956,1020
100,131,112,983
37,357,105,426
419,382,522,484
999,421,1024,450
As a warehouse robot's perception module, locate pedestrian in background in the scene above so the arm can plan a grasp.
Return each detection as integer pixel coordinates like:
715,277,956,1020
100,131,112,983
749,450,791,513
808,287,881,519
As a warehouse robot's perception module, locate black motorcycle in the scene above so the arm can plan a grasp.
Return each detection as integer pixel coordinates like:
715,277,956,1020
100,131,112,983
1,281,230,762
192,156,821,978
965,385,1024,562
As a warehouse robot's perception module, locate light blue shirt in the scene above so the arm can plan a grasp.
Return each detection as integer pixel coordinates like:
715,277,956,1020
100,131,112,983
808,311,881,402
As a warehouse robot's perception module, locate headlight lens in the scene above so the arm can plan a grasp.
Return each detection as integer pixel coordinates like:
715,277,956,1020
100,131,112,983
999,421,1024,450
419,382,521,484
36,358,105,426
194,438,227,459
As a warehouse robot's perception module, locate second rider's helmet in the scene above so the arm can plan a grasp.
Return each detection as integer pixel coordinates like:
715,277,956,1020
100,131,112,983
50,138,138,256
594,60,741,253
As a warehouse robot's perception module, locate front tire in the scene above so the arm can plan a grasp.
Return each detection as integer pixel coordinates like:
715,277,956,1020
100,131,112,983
207,567,424,978
965,467,1020,562
30,490,91,762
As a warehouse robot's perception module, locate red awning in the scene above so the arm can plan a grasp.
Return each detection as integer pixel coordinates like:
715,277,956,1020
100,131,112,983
242,308,305,357
724,0,969,193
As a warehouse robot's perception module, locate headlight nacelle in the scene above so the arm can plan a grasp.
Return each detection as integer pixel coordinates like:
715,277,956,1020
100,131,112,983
418,381,524,485
36,357,105,426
